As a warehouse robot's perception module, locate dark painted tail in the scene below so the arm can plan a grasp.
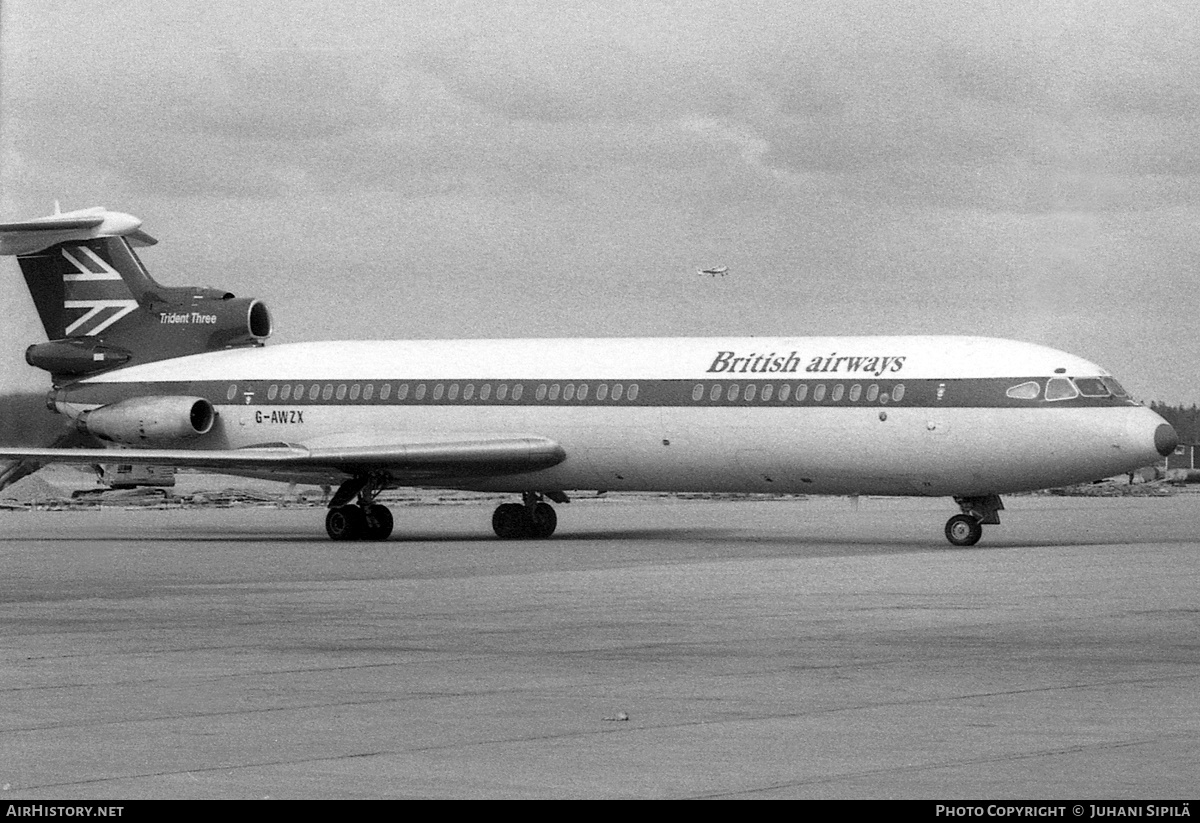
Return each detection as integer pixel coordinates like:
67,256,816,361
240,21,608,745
2,206,272,383
19,235,152,340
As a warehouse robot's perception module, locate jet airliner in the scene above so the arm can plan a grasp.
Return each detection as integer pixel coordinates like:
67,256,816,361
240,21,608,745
0,207,1178,545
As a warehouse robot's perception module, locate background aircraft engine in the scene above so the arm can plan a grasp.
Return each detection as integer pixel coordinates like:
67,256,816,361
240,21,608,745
75,396,216,445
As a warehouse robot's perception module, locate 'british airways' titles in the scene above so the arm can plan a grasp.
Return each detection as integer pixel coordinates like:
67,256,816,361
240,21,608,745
707,351,906,377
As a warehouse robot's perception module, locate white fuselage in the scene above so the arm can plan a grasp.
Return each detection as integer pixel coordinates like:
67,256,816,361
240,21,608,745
56,335,1172,496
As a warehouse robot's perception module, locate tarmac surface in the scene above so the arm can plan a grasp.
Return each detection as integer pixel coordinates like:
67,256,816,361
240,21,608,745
0,493,1197,799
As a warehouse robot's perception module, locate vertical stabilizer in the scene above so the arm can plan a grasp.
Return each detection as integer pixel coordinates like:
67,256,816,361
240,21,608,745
17,237,152,340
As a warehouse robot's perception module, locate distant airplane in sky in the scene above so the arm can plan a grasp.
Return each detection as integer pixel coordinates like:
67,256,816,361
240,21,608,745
0,207,1178,545
698,266,728,277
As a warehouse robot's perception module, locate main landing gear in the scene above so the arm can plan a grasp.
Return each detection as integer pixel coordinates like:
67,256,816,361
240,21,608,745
326,473,394,541
492,491,568,539
944,494,1004,547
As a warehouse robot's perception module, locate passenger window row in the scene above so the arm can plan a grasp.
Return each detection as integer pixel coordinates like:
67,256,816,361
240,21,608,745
690,382,906,404
232,382,643,404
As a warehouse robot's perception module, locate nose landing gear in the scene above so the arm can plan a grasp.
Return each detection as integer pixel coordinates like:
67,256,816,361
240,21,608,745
944,514,983,546
944,494,1003,547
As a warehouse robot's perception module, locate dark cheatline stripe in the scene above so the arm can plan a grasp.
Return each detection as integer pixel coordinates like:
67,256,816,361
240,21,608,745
63,376,1134,410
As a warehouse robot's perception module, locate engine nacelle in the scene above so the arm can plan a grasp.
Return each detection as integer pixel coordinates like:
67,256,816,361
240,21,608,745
203,296,273,349
159,296,273,351
26,338,132,376
75,396,216,445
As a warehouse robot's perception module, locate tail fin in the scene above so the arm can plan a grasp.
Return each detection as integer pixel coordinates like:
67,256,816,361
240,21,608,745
18,236,154,340
1,206,158,341
2,206,271,382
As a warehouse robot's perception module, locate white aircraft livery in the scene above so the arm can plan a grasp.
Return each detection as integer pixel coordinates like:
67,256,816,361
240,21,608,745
0,207,1179,545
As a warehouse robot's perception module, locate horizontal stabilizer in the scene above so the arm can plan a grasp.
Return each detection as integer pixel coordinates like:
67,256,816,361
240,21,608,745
127,229,158,247
0,207,157,256
0,216,104,232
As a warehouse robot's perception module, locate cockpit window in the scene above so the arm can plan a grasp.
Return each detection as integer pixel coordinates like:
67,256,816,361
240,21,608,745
1101,377,1128,397
1045,376,1079,401
1073,377,1110,397
1006,381,1041,400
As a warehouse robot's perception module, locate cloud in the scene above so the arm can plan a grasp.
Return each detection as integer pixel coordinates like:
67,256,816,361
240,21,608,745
398,0,1200,216
10,0,1197,214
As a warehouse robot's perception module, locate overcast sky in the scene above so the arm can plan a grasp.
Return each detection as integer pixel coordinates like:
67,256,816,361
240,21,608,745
2,0,1199,402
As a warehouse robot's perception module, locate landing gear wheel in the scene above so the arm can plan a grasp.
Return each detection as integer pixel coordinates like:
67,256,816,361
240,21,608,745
362,504,394,541
326,505,366,541
528,502,557,539
492,503,529,539
493,499,559,540
945,514,983,547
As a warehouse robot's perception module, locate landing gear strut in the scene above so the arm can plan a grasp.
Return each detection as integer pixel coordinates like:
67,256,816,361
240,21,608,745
492,491,566,539
325,473,394,541
944,494,1003,547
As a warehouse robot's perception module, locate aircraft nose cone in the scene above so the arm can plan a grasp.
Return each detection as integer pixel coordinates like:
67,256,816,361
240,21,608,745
1155,423,1179,458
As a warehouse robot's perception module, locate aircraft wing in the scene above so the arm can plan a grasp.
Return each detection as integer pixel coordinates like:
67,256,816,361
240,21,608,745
0,428,99,492
0,435,566,487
